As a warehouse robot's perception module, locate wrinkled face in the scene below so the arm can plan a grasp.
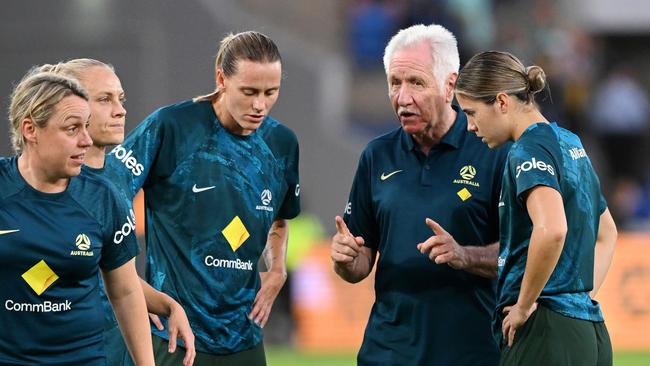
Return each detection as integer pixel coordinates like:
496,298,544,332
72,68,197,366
78,66,126,147
456,93,509,148
217,60,281,135
30,95,92,178
387,41,451,136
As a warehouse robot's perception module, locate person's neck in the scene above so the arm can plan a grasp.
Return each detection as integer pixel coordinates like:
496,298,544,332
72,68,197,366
17,153,69,193
84,145,106,169
212,99,251,136
512,110,549,141
412,106,457,156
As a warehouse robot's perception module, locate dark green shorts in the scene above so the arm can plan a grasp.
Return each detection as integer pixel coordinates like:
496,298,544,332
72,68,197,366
152,334,266,366
499,304,612,366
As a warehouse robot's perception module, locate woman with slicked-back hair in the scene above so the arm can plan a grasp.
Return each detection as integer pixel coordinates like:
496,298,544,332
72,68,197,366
0,70,154,365
456,51,617,366
104,30,300,365
42,58,196,366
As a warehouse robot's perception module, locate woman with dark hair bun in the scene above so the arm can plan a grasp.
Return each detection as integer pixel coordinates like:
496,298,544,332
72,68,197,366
456,51,617,366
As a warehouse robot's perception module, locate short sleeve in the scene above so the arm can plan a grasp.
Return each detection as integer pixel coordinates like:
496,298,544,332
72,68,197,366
489,142,512,233
344,149,379,249
99,187,140,271
508,143,561,201
105,110,165,200
598,192,607,215
278,136,301,220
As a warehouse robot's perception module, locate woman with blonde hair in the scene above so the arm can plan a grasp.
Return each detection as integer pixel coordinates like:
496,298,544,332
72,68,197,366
0,70,153,365
41,58,196,366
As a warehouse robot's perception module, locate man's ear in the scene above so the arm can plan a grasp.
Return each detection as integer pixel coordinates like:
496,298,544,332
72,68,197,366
446,73,458,103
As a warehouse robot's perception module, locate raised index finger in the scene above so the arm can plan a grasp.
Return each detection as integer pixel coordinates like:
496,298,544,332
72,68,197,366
335,215,351,236
425,218,448,236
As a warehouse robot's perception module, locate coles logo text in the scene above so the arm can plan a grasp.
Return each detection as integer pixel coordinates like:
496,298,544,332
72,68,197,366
110,145,144,176
515,158,555,179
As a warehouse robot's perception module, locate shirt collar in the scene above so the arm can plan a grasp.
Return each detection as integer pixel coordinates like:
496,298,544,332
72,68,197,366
520,121,555,138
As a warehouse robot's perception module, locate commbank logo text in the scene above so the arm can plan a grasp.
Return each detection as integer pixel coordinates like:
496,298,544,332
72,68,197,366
113,209,136,244
10,260,72,312
110,145,144,176
515,157,555,178
5,300,71,312
204,256,253,271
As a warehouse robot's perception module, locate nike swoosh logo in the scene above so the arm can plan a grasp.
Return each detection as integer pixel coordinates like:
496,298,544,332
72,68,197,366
0,230,19,235
380,170,403,181
192,184,216,193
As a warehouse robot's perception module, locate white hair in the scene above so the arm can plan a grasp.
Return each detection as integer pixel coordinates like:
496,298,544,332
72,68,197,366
383,24,460,91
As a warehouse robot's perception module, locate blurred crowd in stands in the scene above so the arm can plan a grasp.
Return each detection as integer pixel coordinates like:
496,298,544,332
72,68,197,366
347,0,650,230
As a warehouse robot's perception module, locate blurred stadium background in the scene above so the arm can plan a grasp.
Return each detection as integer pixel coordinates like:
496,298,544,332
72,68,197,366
2,0,649,364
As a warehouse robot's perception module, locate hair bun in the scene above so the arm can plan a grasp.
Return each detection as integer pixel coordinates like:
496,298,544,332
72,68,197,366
525,66,546,94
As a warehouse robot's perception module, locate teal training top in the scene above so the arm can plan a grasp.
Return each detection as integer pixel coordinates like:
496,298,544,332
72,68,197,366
344,106,509,366
0,157,139,365
496,122,606,341
104,99,300,354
